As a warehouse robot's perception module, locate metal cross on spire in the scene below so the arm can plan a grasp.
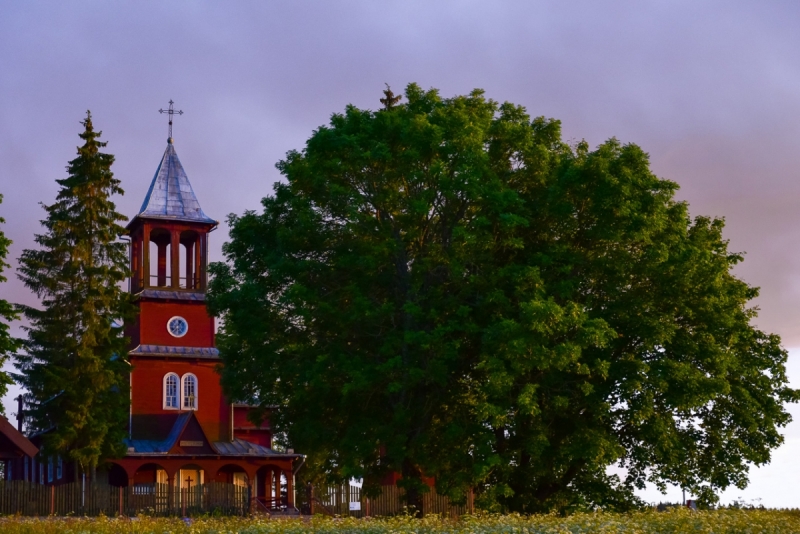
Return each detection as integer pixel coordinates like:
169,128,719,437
159,99,183,140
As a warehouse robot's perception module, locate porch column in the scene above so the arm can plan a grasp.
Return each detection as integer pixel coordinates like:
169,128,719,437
167,474,175,512
285,469,294,508
265,469,273,506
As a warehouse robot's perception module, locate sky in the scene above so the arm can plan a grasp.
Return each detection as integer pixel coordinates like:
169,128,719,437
2,0,800,507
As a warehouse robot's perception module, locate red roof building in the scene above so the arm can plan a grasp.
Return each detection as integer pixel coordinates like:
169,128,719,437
0,416,38,472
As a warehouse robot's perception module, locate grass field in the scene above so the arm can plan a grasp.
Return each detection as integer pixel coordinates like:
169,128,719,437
0,510,798,534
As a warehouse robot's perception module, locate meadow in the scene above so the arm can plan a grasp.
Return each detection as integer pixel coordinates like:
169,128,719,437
0,510,798,534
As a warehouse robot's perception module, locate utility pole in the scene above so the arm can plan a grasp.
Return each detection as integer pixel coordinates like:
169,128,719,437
14,395,23,432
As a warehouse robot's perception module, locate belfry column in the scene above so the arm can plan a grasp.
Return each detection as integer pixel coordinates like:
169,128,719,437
142,223,150,289
157,241,168,287
184,240,193,289
171,231,180,289
194,236,201,289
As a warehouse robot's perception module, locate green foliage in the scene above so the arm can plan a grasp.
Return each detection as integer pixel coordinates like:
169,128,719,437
15,112,133,473
208,84,798,513
0,194,19,412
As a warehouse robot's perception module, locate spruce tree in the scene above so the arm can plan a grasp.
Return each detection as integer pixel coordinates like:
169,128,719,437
16,112,132,475
0,195,18,412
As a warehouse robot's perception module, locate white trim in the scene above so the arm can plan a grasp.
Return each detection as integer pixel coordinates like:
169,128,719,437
166,316,188,338
163,373,180,410
181,373,198,410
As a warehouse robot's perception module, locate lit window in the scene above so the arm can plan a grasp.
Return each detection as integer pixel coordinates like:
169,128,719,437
48,457,53,483
164,373,179,409
39,462,43,483
56,456,62,480
182,374,198,410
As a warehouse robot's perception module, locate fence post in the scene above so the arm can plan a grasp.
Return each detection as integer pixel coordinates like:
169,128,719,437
467,487,474,514
50,484,54,515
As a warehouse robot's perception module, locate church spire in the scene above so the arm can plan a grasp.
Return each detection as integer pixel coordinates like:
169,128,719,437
135,139,216,225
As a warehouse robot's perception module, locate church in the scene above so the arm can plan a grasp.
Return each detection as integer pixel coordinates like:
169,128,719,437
113,134,303,508
6,130,303,512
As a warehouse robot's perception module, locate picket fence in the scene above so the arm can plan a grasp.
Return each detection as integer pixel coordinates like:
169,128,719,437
309,483,470,518
0,480,248,517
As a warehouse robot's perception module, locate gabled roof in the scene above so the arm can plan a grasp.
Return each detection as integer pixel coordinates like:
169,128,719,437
134,139,216,225
0,416,38,458
125,412,296,458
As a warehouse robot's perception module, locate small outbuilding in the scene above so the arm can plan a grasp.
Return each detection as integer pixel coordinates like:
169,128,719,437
0,416,38,479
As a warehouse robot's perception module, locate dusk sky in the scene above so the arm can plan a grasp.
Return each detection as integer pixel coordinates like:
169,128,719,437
2,1,800,506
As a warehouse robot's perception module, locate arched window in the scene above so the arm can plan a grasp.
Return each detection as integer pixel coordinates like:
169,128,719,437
182,373,198,410
164,373,179,409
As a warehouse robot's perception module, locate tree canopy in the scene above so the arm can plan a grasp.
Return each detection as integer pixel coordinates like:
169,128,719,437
208,84,798,512
16,112,132,474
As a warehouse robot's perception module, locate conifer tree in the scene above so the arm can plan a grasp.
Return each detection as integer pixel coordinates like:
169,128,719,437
0,195,18,411
16,112,132,475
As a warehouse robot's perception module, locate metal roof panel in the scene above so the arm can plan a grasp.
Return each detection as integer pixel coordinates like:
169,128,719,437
137,140,216,224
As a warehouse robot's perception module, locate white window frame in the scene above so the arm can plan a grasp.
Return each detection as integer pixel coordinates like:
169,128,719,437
181,373,198,410
163,373,180,410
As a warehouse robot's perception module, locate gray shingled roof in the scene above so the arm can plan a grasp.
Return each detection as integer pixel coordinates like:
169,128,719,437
136,140,216,224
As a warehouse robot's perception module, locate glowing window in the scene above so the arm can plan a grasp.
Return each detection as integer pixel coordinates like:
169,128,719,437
164,373,179,409
182,374,198,410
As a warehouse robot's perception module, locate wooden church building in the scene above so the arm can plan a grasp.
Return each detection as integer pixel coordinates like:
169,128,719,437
117,136,302,507
6,135,303,511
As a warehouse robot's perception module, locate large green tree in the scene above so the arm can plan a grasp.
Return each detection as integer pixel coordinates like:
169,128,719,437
208,84,798,512
0,195,18,411
16,112,132,475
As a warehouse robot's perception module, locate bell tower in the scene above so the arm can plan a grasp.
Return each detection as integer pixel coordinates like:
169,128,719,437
126,137,218,350
114,127,299,510
124,136,230,444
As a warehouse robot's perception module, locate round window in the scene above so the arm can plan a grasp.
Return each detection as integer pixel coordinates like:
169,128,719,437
167,316,188,338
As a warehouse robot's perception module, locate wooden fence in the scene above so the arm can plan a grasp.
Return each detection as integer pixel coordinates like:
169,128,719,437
0,480,468,517
308,483,469,517
0,480,248,517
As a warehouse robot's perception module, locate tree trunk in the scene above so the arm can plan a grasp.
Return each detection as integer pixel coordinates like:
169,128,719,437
401,458,424,517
